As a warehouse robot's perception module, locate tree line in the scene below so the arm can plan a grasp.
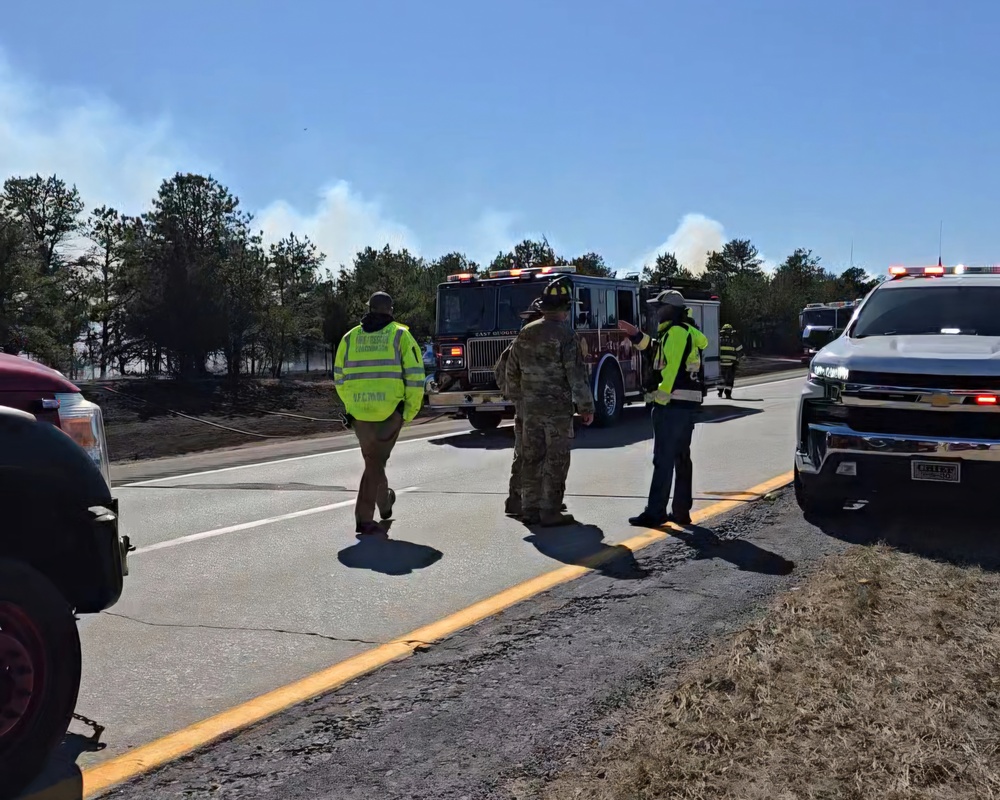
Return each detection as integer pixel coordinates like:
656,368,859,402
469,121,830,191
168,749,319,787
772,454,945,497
0,171,880,380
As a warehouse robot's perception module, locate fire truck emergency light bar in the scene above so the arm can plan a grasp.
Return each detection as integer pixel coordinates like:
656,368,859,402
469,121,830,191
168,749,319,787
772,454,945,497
888,264,1000,278
445,265,578,282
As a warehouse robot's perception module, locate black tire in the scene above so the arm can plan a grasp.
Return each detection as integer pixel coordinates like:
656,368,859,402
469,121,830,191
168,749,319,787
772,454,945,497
594,366,624,428
793,467,846,516
0,559,82,800
468,410,502,431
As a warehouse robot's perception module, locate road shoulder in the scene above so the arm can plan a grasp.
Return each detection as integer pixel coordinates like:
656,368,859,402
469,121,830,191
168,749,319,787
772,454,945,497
96,489,842,799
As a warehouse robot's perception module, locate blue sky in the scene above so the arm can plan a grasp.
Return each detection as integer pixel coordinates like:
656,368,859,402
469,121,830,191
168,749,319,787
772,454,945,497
1,0,998,275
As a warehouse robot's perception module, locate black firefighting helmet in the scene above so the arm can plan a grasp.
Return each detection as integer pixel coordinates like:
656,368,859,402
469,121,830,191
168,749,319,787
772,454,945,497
519,297,544,320
539,276,572,310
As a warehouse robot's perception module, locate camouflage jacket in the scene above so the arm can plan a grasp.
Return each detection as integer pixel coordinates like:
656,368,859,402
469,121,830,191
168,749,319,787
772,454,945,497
506,318,595,417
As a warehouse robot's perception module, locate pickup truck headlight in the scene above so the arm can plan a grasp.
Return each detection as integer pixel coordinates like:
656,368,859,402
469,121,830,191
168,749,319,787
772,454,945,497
810,363,850,382
55,392,111,487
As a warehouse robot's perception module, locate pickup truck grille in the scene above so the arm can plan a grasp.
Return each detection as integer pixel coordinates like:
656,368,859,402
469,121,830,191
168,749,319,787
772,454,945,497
842,407,1000,439
848,371,1000,391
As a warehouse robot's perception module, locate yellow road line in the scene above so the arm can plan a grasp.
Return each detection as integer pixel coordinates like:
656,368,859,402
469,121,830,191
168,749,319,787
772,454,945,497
76,469,793,799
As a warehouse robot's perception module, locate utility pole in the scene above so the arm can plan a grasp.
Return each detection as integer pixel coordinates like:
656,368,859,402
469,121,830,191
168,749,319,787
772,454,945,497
938,221,943,267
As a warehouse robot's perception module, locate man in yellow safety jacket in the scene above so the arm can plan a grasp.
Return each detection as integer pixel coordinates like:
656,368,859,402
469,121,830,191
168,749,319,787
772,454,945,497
334,291,425,537
618,290,707,527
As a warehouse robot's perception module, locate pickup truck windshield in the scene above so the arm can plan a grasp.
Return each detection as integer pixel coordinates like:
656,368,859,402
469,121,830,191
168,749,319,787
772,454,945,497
852,285,1000,337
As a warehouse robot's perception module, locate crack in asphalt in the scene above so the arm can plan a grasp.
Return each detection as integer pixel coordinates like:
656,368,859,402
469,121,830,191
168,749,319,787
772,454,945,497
100,611,436,648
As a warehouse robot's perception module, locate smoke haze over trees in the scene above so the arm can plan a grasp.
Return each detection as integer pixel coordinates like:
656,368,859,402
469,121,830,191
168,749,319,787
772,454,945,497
0,171,881,378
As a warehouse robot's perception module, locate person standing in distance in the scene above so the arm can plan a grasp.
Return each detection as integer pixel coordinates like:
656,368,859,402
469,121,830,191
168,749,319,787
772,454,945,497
618,290,707,527
507,276,595,526
333,291,425,537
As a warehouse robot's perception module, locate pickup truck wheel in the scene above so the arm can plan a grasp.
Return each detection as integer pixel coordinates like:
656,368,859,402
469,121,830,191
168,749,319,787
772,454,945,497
468,410,502,431
794,468,846,516
0,559,82,799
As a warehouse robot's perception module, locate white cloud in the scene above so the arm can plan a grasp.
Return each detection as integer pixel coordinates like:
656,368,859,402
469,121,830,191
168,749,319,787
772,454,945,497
256,183,419,269
0,55,208,216
0,52,745,277
632,213,726,275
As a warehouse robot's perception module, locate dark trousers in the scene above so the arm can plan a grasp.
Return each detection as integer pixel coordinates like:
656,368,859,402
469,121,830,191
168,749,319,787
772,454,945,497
721,363,737,390
645,403,696,519
352,411,403,524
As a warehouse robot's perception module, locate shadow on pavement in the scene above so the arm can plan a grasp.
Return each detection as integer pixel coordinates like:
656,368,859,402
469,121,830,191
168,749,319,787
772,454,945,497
670,524,796,575
524,524,648,580
811,504,1000,571
428,404,762,452
15,730,99,799
337,532,444,576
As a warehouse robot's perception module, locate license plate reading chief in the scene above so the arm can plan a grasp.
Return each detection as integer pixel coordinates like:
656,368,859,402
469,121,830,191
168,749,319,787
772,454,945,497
911,460,961,483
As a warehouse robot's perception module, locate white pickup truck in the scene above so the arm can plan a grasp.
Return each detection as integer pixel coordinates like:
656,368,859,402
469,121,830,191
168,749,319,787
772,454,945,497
794,263,1000,514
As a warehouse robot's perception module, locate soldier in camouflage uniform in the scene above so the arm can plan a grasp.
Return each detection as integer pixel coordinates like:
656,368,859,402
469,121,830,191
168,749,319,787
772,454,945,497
507,276,595,526
496,297,546,517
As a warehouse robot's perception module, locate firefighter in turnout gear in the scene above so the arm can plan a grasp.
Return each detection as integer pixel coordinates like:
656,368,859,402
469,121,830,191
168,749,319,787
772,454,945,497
718,323,743,399
618,290,707,527
334,291,425,537
507,276,595,526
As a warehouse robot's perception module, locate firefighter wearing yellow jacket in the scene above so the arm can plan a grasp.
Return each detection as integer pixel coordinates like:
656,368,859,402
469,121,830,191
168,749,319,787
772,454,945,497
719,323,743,399
618,290,707,528
334,291,425,537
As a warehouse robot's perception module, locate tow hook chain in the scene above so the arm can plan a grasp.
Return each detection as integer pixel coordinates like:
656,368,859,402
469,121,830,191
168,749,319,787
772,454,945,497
72,712,106,748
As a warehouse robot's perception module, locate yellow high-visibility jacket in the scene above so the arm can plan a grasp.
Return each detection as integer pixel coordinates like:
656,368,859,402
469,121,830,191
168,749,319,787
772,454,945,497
334,319,425,422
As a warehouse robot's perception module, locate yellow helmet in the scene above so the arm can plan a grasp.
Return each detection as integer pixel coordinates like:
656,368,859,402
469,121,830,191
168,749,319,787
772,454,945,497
539,276,572,310
722,323,733,330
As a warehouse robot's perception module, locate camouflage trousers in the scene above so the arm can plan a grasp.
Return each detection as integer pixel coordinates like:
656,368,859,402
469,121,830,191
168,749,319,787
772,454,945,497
507,403,523,502
520,413,574,516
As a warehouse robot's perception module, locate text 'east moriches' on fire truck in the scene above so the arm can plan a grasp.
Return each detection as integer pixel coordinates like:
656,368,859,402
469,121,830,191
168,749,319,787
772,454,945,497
424,265,724,430
799,299,864,364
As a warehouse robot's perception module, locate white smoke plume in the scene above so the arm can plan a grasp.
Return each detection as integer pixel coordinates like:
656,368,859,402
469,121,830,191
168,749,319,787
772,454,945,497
632,213,726,276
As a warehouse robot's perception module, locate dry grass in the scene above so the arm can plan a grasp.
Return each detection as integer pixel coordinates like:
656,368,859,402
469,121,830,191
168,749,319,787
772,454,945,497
547,546,1000,800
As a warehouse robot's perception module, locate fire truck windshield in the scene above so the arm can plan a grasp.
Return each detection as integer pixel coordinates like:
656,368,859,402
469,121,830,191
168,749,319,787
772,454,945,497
801,308,837,328
437,285,497,334
497,283,543,331
436,281,544,335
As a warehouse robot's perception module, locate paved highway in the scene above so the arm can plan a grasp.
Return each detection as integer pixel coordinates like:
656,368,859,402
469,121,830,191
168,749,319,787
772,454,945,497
24,370,805,798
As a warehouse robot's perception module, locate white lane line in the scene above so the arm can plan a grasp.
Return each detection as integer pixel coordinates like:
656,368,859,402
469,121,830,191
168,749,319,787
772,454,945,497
118,374,803,489
118,428,478,488
132,487,419,555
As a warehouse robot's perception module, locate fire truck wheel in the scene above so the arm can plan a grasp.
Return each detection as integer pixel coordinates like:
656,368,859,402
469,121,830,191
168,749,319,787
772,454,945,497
594,366,624,428
468,410,502,431
0,558,82,799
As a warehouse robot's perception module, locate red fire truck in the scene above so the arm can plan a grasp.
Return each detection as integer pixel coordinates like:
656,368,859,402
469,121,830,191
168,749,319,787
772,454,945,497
424,265,724,430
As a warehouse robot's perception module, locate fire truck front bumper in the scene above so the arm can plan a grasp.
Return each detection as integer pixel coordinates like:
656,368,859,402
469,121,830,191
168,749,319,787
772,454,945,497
425,387,512,412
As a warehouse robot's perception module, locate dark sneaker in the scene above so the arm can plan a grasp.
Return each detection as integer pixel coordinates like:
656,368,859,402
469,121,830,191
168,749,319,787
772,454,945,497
667,513,692,526
521,510,541,525
717,389,723,397
724,390,732,399
378,488,396,520
504,496,522,516
629,512,668,528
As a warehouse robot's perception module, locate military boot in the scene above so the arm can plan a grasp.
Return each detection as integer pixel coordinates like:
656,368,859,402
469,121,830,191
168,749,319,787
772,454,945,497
504,496,522,517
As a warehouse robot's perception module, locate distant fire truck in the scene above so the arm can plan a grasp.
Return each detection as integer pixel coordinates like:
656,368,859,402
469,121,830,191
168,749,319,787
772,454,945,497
424,265,724,430
799,299,863,363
